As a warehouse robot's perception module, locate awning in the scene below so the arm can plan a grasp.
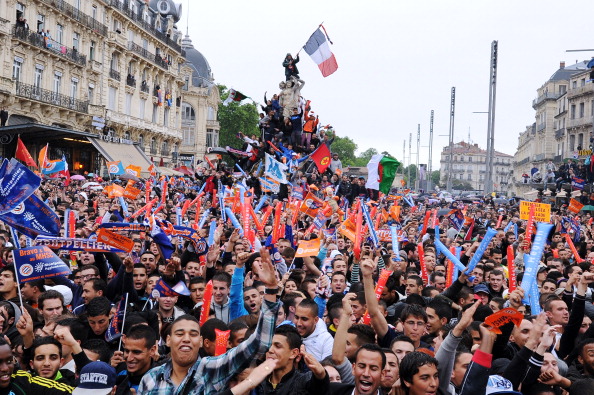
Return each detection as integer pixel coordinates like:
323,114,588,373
157,166,184,176
87,137,152,175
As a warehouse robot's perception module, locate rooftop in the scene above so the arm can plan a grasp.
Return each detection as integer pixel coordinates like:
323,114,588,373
442,141,513,157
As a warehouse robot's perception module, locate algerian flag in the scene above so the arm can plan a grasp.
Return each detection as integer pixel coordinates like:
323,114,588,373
223,89,248,106
366,154,400,194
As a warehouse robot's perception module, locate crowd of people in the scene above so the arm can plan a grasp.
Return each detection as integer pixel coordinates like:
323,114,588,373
2,59,594,395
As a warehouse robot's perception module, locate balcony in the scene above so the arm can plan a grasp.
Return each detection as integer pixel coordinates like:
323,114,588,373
140,83,149,93
38,0,107,36
555,128,565,139
12,25,86,66
107,31,127,48
0,17,9,35
106,109,182,139
128,42,170,71
15,81,88,113
532,91,563,108
126,75,136,88
150,147,158,155
567,83,594,99
536,123,546,132
89,60,103,73
108,0,183,53
566,117,592,129
109,69,121,81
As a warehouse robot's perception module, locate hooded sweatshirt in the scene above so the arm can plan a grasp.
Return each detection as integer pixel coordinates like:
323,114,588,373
302,319,334,361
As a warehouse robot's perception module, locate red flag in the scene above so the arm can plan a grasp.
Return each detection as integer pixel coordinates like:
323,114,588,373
464,219,475,241
15,137,38,168
310,144,331,172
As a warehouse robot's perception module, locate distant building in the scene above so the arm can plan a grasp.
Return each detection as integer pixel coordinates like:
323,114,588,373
440,141,513,193
512,60,589,195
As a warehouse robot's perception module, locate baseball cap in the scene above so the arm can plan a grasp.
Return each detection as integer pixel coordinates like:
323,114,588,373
486,375,522,395
474,284,491,296
73,361,116,395
45,285,73,306
329,250,343,260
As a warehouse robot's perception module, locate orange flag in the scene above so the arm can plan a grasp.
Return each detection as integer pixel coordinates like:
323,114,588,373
295,239,322,257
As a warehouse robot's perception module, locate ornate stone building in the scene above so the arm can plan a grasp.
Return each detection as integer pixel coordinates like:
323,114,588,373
0,0,218,175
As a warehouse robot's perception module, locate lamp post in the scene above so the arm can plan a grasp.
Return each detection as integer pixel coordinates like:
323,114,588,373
485,40,498,196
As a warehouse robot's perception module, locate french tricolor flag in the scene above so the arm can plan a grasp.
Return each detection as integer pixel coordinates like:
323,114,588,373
303,26,338,77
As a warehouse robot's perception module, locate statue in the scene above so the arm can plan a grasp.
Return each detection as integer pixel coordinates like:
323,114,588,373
280,76,305,118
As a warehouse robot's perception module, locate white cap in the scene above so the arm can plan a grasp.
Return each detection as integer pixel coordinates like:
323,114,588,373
329,250,343,260
45,285,73,305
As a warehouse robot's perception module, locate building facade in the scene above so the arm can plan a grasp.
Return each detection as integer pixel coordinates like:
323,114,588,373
439,141,513,193
0,0,218,174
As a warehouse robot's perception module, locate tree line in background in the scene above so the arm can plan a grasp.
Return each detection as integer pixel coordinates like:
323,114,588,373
218,86,444,188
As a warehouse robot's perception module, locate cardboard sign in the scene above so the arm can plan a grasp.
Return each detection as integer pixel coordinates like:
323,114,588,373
96,228,134,252
484,307,524,334
519,201,550,223
568,198,584,214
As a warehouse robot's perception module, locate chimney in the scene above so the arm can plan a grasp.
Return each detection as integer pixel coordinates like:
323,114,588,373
560,61,565,69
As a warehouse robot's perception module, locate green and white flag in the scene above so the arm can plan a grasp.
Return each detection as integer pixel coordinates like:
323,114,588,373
223,89,248,106
366,154,400,194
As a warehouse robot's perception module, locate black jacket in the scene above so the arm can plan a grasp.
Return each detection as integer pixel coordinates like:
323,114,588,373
256,369,329,395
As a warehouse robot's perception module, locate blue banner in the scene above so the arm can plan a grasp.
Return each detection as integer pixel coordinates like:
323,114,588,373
312,211,328,231
105,294,127,342
35,236,126,253
0,159,41,215
520,222,553,304
291,186,305,201
465,227,498,274
361,202,379,248
572,177,585,190
446,209,465,230
14,246,71,283
0,194,60,238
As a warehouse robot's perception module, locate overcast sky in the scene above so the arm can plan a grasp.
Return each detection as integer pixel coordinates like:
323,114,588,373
180,0,594,170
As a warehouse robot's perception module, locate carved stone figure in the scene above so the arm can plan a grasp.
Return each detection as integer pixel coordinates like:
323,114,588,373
280,76,305,118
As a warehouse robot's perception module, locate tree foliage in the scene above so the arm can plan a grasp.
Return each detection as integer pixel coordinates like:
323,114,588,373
431,170,441,186
452,180,473,190
331,135,358,166
217,85,260,149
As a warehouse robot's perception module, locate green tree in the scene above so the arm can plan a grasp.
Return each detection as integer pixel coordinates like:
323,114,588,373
331,135,358,166
431,170,441,186
452,180,472,190
217,85,260,149
352,148,379,166
402,164,418,187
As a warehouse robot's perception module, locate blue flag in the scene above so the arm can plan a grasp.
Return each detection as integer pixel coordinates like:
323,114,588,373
0,159,41,215
105,294,128,342
14,246,71,283
0,194,60,238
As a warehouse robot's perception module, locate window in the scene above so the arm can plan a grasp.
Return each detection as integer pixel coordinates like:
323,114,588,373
183,76,189,91
108,86,117,110
37,14,45,32
110,53,119,71
34,66,43,89
125,93,132,115
16,3,25,20
88,85,94,104
113,19,121,32
142,38,148,50
152,104,158,123
91,5,97,20
161,140,169,155
73,32,80,51
582,78,586,87
12,58,23,81
469,156,472,162
207,106,215,120
53,72,62,94
559,85,566,94
573,81,577,89
70,79,78,98
89,41,95,61
570,134,576,151
206,129,218,148
150,137,157,154
164,107,169,127
580,102,585,118
578,133,584,149
139,98,146,120
467,174,472,181
128,29,134,43
56,24,63,44
138,135,144,149
571,104,576,119
181,103,195,121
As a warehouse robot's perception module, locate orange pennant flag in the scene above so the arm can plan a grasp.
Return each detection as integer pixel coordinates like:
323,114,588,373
96,228,134,252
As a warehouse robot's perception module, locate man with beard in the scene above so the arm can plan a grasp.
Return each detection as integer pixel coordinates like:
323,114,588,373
139,247,281,394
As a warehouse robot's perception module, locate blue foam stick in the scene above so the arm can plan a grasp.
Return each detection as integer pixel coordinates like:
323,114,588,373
198,208,210,229
175,206,182,226
255,195,269,213
465,227,498,274
207,219,217,246
118,197,128,218
435,239,466,272
235,163,248,179
224,207,244,236
390,225,400,260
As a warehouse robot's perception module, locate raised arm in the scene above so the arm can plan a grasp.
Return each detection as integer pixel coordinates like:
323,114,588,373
361,258,388,338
